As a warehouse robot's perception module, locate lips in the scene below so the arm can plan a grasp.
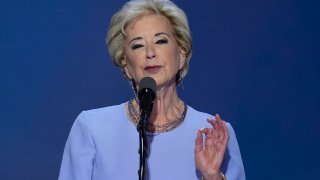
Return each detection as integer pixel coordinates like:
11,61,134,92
144,65,162,73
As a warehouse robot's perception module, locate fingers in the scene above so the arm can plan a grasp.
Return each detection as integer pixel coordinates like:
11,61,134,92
195,127,216,152
195,114,229,152
194,115,229,175
207,114,229,142
216,114,229,143
194,129,203,153
199,127,214,138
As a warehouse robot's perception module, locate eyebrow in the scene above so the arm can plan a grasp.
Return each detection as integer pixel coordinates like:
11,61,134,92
129,32,170,44
129,37,143,45
155,32,170,37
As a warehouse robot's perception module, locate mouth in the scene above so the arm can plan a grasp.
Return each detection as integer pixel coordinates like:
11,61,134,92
144,65,162,73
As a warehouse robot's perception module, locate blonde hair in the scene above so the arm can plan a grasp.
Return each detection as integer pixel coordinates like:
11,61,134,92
106,0,192,83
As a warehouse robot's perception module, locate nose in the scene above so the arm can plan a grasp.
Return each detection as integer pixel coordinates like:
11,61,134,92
146,44,156,60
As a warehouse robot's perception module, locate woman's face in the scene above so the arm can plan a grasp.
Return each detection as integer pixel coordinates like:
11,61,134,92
122,14,186,88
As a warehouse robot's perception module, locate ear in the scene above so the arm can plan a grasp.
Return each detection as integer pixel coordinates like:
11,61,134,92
120,56,133,79
179,47,187,70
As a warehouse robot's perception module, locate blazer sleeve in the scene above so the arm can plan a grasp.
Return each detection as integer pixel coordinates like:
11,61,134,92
222,123,246,180
58,111,96,180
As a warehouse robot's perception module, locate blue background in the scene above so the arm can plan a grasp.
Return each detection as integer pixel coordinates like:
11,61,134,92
1,0,319,179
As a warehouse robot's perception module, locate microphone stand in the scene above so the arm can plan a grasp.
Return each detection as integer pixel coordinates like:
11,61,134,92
136,77,156,180
137,104,152,180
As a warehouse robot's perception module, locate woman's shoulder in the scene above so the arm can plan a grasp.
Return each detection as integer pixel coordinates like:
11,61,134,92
185,105,232,128
186,105,215,120
83,102,125,116
74,102,127,127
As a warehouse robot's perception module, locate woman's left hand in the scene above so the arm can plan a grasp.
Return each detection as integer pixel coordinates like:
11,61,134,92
194,114,229,180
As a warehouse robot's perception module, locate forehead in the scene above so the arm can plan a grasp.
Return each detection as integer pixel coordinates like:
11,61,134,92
125,14,174,37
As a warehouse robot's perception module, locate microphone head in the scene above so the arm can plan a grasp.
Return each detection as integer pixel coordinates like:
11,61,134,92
138,77,156,101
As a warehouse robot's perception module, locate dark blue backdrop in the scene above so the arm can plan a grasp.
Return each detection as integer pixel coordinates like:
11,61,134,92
1,0,319,179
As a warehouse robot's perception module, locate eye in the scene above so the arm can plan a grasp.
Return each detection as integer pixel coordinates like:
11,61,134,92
156,39,168,44
131,44,144,50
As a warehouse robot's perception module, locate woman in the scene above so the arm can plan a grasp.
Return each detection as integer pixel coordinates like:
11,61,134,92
58,0,245,179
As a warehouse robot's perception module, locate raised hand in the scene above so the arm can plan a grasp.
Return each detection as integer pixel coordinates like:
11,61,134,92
194,114,229,180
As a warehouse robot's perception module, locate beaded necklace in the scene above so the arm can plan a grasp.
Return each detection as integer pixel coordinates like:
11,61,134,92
126,99,187,133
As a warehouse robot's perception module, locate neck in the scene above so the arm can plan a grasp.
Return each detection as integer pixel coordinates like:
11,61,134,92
134,83,183,125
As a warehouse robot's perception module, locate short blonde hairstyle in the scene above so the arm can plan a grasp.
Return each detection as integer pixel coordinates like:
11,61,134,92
106,0,192,83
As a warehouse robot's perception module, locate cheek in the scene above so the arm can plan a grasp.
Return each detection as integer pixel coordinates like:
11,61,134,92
125,58,143,78
124,53,139,68
173,50,183,70
125,51,144,66
126,62,138,74
165,57,180,77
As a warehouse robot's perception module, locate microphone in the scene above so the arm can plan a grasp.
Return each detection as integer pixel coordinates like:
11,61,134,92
138,77,156,131
137,77,156,179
